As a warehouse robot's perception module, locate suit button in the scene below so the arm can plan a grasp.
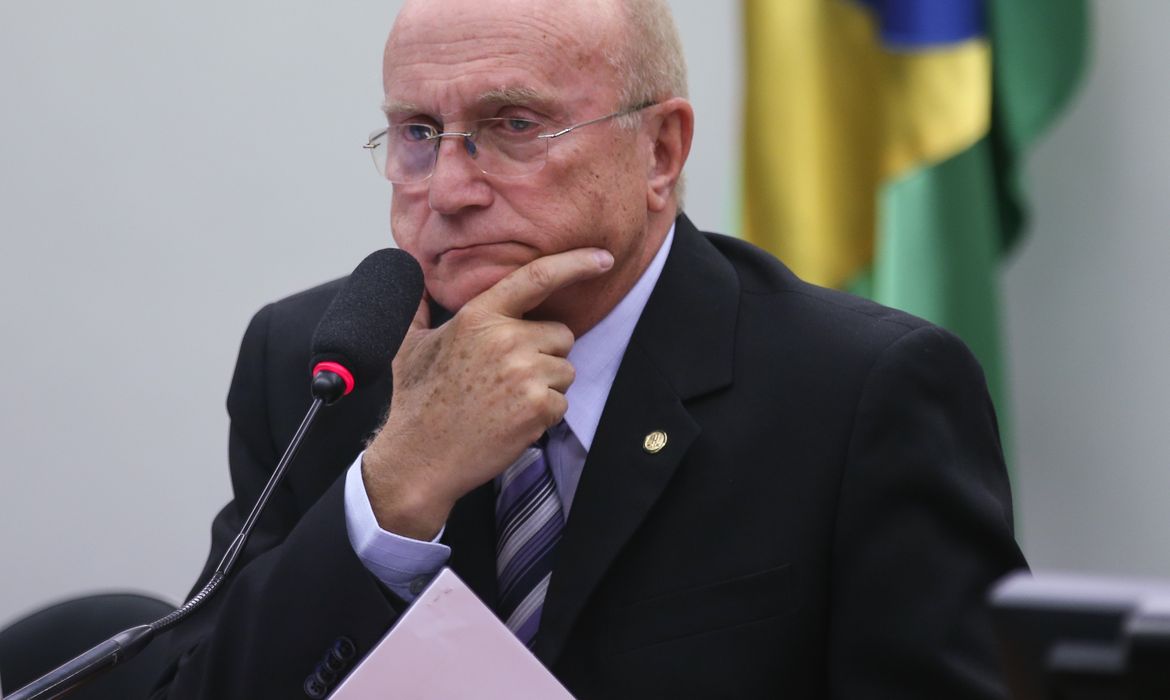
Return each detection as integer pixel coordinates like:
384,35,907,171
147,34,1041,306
304,675,328,699
409,576,428,595
333,636,357,661
316,665,338,686
323,649,346,673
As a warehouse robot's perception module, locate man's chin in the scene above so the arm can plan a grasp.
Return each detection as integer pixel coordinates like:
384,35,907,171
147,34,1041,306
427,265,518,312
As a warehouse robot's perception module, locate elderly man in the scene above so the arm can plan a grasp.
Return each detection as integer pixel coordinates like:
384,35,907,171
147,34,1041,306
156,0,1025,697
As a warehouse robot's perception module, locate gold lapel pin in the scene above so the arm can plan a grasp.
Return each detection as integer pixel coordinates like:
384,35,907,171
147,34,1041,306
643,430,668,454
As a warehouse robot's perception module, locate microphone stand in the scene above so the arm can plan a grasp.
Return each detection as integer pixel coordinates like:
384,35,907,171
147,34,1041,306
8,372,348,700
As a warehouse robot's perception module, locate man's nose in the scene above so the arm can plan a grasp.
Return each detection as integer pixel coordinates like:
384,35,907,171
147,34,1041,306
427,135,493,214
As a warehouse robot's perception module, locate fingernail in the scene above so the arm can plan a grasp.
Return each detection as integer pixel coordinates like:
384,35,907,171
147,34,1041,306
595,250,614,270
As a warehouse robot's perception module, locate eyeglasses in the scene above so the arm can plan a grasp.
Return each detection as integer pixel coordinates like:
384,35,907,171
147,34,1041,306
363,102,655,184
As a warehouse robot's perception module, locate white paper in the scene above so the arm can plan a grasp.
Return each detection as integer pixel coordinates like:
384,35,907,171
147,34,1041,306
329,568,574,699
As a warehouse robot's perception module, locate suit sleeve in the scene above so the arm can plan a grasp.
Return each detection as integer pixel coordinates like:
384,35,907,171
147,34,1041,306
829,325,1026,699
152,304,405,700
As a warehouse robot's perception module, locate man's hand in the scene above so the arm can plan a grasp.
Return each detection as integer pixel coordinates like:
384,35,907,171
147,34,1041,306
361,247,615,540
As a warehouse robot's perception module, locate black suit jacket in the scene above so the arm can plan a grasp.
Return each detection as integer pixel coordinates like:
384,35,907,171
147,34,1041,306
155,215,1025,698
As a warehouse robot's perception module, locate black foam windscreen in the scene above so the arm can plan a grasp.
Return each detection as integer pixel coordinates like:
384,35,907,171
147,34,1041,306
310,248,424,391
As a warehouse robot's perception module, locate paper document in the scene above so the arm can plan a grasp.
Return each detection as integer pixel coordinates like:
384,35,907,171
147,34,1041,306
329,568,574,699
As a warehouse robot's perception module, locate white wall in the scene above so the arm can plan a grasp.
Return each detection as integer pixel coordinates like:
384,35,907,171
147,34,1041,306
1003,0,1170,579
0,1,401,625
1,0,1166,630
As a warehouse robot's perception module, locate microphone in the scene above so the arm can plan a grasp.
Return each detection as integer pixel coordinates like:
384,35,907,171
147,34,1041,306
9,248,424,700
310,247,425,403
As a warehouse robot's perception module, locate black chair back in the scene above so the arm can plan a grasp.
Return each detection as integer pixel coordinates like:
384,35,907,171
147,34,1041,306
0,592,174,699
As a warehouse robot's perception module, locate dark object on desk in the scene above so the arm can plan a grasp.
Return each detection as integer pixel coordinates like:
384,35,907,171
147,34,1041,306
991,571,1170,700
0,593,174,699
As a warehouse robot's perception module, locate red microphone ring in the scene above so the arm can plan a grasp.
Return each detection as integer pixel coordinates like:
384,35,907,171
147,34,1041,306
313,361,355,396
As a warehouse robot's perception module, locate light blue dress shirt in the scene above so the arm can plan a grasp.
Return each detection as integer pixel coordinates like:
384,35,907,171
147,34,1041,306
344,226,676,602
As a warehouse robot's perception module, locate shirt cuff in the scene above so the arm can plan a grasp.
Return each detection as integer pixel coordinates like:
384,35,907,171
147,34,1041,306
344,451,451,603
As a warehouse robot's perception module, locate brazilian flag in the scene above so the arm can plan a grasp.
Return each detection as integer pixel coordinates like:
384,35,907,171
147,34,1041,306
741,0,1088,425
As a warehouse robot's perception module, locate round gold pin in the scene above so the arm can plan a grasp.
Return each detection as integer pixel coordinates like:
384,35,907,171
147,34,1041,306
643,430,668,454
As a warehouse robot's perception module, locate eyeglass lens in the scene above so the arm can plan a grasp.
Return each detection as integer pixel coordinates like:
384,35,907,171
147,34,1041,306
373,119,551,183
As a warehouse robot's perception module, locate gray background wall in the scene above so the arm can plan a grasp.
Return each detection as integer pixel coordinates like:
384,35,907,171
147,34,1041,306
0,0,1165,627
1004,2,1170,577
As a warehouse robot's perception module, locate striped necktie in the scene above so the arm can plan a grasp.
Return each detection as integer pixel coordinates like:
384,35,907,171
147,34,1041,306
495,441,564,648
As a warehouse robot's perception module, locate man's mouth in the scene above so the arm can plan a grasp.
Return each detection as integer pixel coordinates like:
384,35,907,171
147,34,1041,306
436,240,534,263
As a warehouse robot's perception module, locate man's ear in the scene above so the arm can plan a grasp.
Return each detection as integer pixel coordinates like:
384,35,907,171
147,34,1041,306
645,97,694,213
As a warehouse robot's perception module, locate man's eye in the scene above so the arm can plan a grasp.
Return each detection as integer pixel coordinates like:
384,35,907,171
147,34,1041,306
499,118,540,135
402,123,437,142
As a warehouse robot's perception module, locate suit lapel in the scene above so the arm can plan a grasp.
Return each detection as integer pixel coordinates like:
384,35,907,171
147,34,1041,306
534,215,740,665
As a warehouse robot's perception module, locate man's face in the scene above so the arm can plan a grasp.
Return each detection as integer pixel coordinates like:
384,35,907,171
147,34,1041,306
383,0,653,319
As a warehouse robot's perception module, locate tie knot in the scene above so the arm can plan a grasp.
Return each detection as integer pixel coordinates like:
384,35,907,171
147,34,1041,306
546,419,576,447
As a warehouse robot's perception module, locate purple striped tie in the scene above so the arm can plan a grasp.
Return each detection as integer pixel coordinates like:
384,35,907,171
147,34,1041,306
495,442,563,648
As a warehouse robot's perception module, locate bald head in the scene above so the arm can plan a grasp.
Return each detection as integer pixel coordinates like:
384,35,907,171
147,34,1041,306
387,0,686,115
391,0,620,71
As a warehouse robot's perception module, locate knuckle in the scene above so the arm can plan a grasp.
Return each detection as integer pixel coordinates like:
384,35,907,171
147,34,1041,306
489,327,519,355
545,392,568,424
543,322,573,350
555,324,575,346
522,381,546,406
500,353,529,381
525,261,556,289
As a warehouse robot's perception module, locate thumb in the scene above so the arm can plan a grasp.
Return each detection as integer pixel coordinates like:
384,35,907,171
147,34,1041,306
408,291,432,334
395,292,431,366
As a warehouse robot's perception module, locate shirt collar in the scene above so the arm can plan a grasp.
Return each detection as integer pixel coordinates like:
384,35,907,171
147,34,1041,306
563,223,675,451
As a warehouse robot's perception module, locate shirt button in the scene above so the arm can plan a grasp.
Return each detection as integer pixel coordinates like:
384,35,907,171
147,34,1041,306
409,576,429,595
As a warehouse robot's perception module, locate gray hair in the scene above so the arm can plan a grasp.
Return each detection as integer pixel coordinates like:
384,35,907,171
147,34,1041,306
608,0,689,124
607,0,689,204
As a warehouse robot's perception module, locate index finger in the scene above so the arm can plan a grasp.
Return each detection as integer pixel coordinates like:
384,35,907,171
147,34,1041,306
470,247,614,318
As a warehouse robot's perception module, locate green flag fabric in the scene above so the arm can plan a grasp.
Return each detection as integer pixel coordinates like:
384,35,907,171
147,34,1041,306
742,0,1089,426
